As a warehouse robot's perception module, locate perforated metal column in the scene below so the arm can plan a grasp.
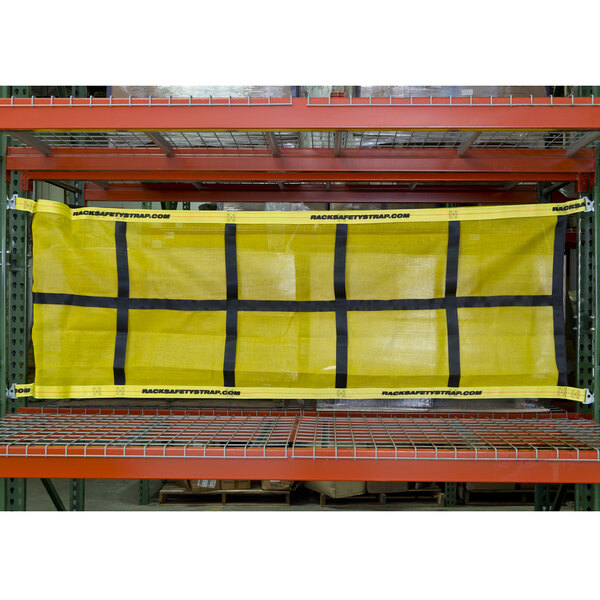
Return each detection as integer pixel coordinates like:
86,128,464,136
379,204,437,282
66,86,87,207
576,209,594,411
138,480,150,505
7,172,29,411
0,88,7,510
70,479,85,511
2,86,30,510
0,89,7,424
4,170,29,511
444,482,458,507
575,146,600,510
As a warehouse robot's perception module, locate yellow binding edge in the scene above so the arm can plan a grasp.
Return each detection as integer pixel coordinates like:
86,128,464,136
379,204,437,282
13,384,590,403
12,197,589,225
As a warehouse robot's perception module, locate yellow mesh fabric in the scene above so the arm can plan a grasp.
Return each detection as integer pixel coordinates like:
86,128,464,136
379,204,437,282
126,310,226,385
347,310,449,387
236,311,336,387
127,222,226,300
33,304,116,386
32,214,118,297
346,223,448,299
30,205,565,393
458,217,554,296
458,306,557,386
237,224,336,301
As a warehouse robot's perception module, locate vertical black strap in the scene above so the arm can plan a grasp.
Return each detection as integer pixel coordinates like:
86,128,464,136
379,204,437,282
223,223,238,387
552,215,568,385
445,221,461,387
113,222,129,385
334,224,348,388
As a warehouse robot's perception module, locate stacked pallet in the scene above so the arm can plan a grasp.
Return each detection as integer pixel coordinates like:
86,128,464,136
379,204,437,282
159,480,294,506
463,483,536,505
160,480,447,507
304,481,444,506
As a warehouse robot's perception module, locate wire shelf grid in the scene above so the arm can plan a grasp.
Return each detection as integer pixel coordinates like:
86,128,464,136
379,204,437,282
7,129,592,150
1,409,599,462
2,95,599,108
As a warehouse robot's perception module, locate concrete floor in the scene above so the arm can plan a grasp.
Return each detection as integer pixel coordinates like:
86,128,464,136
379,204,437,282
20,478,559,511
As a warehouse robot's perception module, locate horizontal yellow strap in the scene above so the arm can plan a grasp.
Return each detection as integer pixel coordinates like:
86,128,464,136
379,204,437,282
13,197,588,224
13,384,589,403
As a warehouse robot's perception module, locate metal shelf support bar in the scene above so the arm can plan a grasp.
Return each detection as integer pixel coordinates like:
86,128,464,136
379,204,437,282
4,131,50,156
3,96,600,131
551,483,568,511
567,132,600,157
41,479,66,511
144,132,173,157
265,132,279,157
457,131,480,157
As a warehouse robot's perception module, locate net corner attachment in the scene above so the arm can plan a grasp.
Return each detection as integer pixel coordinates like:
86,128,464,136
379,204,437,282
11,383,33,399
584,389,595,405
6,194,17,210
584,196,594,212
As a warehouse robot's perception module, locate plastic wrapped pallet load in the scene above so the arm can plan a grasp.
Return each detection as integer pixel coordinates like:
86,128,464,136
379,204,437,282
305,481,366,499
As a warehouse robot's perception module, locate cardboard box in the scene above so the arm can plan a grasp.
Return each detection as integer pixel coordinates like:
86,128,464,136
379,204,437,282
366,482,409,494
305,481,365,499
220,480,251,490
261,480,293,491
168,480,191,491
190,479,220,492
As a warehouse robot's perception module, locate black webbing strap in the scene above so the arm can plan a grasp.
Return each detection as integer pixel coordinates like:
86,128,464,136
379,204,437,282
552,215,568,385
445,221,461,387
334,224,348,388
113,222,129,385
33,293,556,312
34,293,119,309
223,224,238,387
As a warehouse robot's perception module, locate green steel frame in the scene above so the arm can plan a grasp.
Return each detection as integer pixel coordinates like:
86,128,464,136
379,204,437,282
40,479,66,511
139,480,150,505
444,482,458,507
70,479,85,511
4,168,29,511
2,86,29,510
1,86,89,511
534,484,551,511
0,87,6,510
66,86,86,208
573,142,600,510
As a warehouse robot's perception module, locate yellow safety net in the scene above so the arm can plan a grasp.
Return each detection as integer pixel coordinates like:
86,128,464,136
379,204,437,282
15,197,588,402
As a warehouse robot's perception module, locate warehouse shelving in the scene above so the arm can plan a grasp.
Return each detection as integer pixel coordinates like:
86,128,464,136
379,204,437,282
1,90,600,509
1,408,600,482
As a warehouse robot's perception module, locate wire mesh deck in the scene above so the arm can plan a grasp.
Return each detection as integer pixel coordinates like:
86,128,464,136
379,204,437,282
1,407,599,462
7,129,590,150
3,95,599,150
